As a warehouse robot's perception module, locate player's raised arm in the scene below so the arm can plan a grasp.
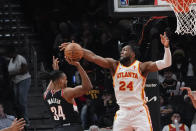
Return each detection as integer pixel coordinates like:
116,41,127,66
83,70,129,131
59,43,118,70
63,59,93,99
140,32,172,75
42,56,59,99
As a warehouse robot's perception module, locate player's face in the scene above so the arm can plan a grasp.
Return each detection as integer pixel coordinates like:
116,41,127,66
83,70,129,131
58,74,68,88
120,45,132,64
171,113,181,123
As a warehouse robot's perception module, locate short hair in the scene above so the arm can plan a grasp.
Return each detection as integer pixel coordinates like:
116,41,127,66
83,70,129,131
123,41,141,59
171,111,181,117
39,70,65,82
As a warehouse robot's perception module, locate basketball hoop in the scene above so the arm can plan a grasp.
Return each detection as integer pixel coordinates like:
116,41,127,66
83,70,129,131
166,0,196,35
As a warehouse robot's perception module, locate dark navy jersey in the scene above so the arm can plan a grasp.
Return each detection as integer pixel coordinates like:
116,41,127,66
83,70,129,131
44,89,81,127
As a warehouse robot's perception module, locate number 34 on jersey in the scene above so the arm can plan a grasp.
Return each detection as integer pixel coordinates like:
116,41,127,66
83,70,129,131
50,105,66,120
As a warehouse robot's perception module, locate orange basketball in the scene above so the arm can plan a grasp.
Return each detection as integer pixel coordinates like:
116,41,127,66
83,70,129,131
64,43,83,61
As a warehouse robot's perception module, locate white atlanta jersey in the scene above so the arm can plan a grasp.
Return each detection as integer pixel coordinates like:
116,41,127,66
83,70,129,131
113,60,146,108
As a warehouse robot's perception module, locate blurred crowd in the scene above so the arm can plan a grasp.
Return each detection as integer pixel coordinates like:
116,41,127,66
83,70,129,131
0,0,196,130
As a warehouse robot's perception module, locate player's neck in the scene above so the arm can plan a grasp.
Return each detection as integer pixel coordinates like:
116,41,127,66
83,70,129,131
53,85,62,92
122,59,135,67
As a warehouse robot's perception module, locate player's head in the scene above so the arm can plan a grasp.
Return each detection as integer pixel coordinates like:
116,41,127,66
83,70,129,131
40,70,68,89
120,41,139,65
171,112,181,124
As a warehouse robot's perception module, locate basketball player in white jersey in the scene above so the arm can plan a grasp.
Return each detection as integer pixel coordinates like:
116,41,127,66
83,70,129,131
60,32,171,131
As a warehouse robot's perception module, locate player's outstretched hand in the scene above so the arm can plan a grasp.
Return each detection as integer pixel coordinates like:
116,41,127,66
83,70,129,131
65,56,80,67
52,56,59,70
160,32,169,48
10,118,26,131
59,42,69,51
59,40,75,51
181,87,194,99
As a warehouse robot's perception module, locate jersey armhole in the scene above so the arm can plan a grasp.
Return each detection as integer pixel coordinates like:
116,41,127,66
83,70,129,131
138,62,146,80
43,91,48,100
61,89,65,99
112,62,120,77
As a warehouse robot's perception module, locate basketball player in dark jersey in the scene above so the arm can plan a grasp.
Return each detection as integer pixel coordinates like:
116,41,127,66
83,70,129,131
42,57,92,131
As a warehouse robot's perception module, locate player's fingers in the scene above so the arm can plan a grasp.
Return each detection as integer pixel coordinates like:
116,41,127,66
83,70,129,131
60,43,69,48
13,118,17,122
181,87,191,91
160,34,163,39
20,126,24,130
164,32,167,37
65,57,71,64
17,118,24,122
53,56,55,61
55,58,59,62
19,123,26,129
16,118,25,125
60,47,66,51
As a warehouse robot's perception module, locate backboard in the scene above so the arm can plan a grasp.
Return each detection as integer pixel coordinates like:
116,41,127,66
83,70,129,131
110,0,173,17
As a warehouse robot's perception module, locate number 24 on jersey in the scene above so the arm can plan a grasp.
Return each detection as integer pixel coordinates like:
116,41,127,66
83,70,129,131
119,81,133,91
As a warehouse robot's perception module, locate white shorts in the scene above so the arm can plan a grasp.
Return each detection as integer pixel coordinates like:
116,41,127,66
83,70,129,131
113,105,153,131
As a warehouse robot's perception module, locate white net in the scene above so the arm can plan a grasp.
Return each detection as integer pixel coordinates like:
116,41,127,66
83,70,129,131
167,0,196,35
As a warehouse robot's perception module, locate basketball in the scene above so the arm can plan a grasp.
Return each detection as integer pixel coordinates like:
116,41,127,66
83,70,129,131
64,43,83,61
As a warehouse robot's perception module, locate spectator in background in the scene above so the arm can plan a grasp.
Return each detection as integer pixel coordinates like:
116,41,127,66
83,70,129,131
0,55,14,114
191,113,196,131
80,99,98,130
89,125,99,131
98,92,117,128
7,47,31,125
53,22,70,51
0,104,15,130
172,49,188,81
181,87,196,109
160,68,177,97
160,96,173,129
162,112,189,131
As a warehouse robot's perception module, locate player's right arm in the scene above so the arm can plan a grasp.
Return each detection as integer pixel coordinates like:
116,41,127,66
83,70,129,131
63,60,93,100
59,43,118,71
83,49,117,69
181,87,196,109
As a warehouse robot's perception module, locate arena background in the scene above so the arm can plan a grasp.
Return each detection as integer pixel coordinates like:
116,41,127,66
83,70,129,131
0,0,196,131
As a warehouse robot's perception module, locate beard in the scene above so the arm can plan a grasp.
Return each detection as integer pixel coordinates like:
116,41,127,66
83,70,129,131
120,56,131,65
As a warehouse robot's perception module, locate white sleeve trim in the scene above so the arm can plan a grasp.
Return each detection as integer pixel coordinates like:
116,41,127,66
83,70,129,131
156,47,172,70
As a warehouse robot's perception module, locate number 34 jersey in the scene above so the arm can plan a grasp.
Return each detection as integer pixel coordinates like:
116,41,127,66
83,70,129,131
113,60,147,108
44,89,81,126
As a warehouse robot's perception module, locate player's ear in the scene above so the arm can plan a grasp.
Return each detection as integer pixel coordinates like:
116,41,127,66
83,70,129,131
131,52,135,59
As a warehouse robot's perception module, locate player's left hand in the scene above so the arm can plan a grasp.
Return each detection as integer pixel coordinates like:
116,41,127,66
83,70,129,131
52,56,59,70
65,56,80,67
160,32,169,48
